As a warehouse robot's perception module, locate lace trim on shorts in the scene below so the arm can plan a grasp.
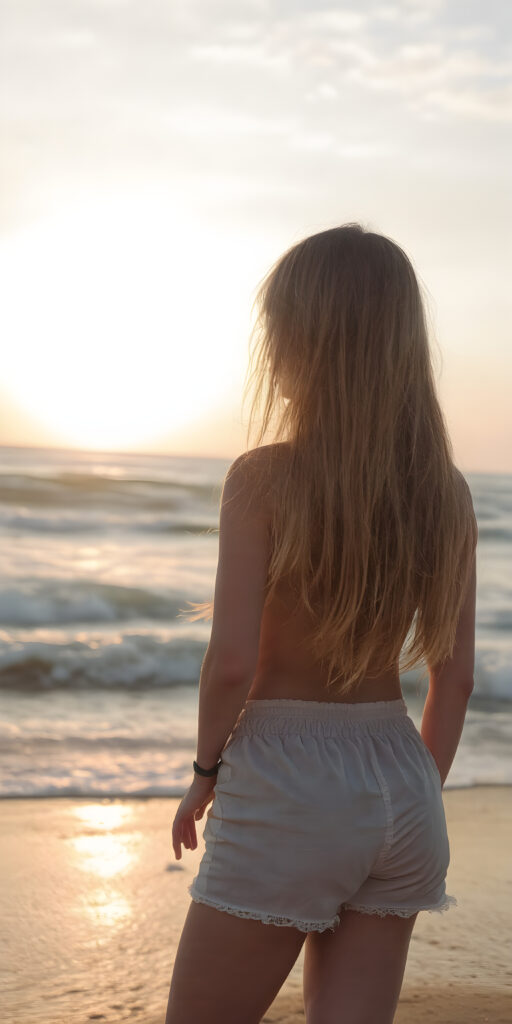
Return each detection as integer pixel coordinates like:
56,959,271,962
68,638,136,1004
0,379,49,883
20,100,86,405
341,894,458,918
188,884,340,933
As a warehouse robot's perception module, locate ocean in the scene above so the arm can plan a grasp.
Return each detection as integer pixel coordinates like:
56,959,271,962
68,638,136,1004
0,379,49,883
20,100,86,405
0,445,510,799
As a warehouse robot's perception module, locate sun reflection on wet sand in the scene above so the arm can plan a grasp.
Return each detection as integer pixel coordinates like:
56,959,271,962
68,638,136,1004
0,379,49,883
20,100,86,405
85,886,132,928
71,832,140,877
70,803,140,879
72,803,134,831
69,803,142,927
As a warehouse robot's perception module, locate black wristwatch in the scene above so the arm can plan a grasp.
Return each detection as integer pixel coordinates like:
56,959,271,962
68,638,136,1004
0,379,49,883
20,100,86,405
193,758,222,778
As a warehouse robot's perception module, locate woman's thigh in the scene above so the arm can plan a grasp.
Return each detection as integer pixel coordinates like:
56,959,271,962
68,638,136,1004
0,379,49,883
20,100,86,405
165,900,306,1024
303,907,418,1024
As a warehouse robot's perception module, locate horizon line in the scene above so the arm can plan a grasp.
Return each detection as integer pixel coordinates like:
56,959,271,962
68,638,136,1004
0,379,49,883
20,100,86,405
0,442,505,476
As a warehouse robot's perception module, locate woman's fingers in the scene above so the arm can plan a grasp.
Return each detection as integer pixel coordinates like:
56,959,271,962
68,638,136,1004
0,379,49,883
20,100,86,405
185,818,197,849
172,814,198,858
172,818,182,859
182,819,191,849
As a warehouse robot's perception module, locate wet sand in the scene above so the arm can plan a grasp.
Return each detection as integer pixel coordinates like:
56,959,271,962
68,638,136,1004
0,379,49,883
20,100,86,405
1,787,511,1023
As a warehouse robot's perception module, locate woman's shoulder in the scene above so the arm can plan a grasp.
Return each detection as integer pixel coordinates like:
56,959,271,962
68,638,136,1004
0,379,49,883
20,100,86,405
229,443,289,477
449,466,478,554
451,466,476,512
451,464,470,490
241,442,290,461
225,444,289,520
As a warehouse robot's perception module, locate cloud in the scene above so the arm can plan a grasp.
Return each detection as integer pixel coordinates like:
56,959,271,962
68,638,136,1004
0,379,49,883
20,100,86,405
189,41,289,70
186,5,511,122
341,41,512,121
298,10,368,33
1,0,511,241
288,131,393,160
305,82,338,101
162,107,296,138
421,83,512,122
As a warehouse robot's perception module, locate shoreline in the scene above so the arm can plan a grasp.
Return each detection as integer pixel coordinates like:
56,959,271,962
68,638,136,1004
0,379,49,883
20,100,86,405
2,778,512,801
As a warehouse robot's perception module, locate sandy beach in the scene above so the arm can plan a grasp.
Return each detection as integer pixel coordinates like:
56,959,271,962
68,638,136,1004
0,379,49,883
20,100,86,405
2,786,511,1024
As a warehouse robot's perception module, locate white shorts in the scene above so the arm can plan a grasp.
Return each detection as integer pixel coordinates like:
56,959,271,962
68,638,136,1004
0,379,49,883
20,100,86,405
188,698,456,933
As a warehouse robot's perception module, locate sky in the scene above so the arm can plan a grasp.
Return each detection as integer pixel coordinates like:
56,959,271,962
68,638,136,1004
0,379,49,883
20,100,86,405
1,0,511,471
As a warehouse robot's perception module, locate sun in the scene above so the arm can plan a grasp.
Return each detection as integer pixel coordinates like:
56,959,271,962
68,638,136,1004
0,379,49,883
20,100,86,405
0,191,254,451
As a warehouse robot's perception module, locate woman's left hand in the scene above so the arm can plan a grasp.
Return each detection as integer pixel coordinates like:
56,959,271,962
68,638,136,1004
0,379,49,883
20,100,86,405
171,773,217,859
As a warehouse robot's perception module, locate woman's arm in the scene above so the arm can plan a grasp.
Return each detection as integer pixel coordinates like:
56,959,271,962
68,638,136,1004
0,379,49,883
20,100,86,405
172,452,270,859
194,451,271,768
194,652,255,770
421,546,477,786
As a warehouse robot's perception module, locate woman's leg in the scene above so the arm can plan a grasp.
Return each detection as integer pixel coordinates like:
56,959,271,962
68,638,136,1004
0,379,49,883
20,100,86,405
165,899,306,1024
303,908,418,1024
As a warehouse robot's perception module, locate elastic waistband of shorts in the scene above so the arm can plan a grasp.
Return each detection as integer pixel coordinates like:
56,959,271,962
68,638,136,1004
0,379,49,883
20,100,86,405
241,697,408,724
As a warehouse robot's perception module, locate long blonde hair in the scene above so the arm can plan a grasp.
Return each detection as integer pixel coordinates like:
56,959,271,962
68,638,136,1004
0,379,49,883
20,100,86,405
185,223,478,696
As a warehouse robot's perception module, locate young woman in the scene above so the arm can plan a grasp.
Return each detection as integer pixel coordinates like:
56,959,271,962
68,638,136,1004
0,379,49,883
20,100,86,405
164,223,478,1024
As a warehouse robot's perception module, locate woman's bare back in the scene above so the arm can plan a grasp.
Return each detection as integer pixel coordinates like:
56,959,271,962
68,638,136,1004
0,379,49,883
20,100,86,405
244,444,403,704
247,558,403,706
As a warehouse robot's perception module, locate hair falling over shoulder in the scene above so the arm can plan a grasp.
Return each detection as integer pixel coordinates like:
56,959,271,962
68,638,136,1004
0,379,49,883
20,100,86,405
185,223,478,697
